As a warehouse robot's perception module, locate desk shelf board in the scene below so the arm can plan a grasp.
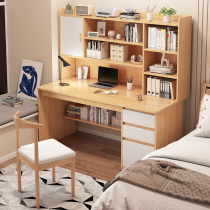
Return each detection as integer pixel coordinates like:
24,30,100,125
84,36,143,46
63,115,121,131
144,71,177,79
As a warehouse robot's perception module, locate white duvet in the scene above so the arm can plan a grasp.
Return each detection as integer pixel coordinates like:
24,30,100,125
92,130,210,210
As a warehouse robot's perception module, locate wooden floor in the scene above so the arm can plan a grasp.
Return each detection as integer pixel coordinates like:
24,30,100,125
0,131,121,181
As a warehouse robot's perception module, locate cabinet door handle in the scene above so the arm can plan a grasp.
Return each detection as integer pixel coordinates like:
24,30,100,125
80,33,82,43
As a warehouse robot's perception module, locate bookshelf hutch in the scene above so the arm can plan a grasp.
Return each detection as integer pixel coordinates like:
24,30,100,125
38,9,192,168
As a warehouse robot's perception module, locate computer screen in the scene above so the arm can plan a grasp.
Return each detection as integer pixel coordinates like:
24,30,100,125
98,66,118,85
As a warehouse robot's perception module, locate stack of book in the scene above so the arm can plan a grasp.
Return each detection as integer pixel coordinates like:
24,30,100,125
124,23,142,43
66,103,82,119
147,76,176,99
149,64,177,75
2,96,23,107
120,12,140,20
148,26,178,51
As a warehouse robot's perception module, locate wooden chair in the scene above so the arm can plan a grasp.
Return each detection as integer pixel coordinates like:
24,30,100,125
14,111,76,208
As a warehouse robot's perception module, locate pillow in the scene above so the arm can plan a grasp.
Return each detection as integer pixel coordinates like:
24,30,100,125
194,94,210,137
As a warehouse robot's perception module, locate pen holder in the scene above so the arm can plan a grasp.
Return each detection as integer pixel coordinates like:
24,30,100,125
127,82,133,91
147,13,153,22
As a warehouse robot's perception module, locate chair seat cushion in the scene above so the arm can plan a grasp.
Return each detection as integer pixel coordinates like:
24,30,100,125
18,139,76,165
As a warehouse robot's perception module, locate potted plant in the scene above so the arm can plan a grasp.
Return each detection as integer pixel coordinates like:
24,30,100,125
159,7,177,23
65,3,73,15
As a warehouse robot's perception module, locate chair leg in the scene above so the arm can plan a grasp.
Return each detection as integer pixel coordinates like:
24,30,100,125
17,158,21,192
52,167,55,182
71,157,75,197
35,169,40,208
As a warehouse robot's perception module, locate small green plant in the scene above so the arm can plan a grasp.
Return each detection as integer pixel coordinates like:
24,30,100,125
66,3,72,10
159,7,177,16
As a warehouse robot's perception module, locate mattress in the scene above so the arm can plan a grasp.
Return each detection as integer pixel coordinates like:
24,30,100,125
0,93,38,126
92,130,210,210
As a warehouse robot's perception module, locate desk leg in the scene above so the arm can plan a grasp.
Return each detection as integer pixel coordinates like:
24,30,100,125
38,90,76,141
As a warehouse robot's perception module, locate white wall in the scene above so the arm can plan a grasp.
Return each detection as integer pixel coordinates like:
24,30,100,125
7,0,53,93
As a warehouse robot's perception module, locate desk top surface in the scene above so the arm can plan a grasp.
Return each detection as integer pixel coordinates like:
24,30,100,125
38,77,179,114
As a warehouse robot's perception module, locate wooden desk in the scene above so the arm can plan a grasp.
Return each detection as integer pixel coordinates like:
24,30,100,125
38,77,184,168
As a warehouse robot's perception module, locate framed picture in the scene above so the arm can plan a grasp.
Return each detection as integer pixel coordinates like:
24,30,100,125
17,59,43,101
97,21,106,37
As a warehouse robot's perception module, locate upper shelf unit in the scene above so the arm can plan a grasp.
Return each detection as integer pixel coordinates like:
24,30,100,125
59,8,192,102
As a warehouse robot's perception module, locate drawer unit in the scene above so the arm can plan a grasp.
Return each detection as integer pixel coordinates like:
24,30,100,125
116,56,124,62
123,124,155,145
110,44,117,51
110,55,116,61
110,44,129,62
123,109,155,129
110,49,117,56
123,140,154,166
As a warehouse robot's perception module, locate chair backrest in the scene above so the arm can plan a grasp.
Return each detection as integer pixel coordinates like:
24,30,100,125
14,111,43,165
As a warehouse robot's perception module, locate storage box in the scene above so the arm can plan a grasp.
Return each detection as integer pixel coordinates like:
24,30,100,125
109,44,129,62
112,116,121,127
86,49,92,58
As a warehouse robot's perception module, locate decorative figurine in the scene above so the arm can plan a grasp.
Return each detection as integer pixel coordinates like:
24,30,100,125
161,53,169,66
136,94,143,101
130,54,143,65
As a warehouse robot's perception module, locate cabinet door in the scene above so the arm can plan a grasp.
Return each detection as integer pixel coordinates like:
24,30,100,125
123,140,154,167
61,16,83,57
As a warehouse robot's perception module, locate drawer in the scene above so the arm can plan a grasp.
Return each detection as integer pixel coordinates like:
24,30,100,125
116,45,124,51
110,55,117,61
123,124,155,145
116,56,124,62
123,140,154,166
110,44,117,51
117,50,124,56
110,49,117,56
123,109,155,129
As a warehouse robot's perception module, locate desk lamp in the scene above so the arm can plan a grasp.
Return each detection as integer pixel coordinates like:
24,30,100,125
58,55,71,86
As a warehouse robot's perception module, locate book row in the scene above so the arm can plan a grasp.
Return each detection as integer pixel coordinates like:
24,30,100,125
147,76,176,99
124,23,142,43
66,103,121,126
148,26,178,51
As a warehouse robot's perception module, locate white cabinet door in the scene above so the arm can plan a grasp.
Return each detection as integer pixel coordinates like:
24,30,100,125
61,16,83,57
123,140,154,167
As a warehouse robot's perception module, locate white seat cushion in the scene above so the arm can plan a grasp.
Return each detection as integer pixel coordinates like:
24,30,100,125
18,139,76,165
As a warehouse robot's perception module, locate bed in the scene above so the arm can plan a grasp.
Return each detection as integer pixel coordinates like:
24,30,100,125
92,83,210,210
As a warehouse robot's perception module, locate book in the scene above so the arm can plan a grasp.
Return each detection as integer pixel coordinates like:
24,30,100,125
147,76,152,95
2,96,23,107
103,90,119,95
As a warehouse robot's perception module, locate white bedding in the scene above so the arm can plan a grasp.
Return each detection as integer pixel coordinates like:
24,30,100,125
92,130,210,210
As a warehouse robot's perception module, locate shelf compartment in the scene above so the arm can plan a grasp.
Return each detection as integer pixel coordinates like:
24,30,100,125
144,48,178,55
84,36,143,46
144,71,177,79
63,115,121,131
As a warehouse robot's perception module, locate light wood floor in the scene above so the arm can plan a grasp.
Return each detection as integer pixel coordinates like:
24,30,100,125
0,131,121,181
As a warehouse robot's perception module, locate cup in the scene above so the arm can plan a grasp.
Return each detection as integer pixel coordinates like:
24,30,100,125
116,34,121,40
147,13,153,22
127,82,133,91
